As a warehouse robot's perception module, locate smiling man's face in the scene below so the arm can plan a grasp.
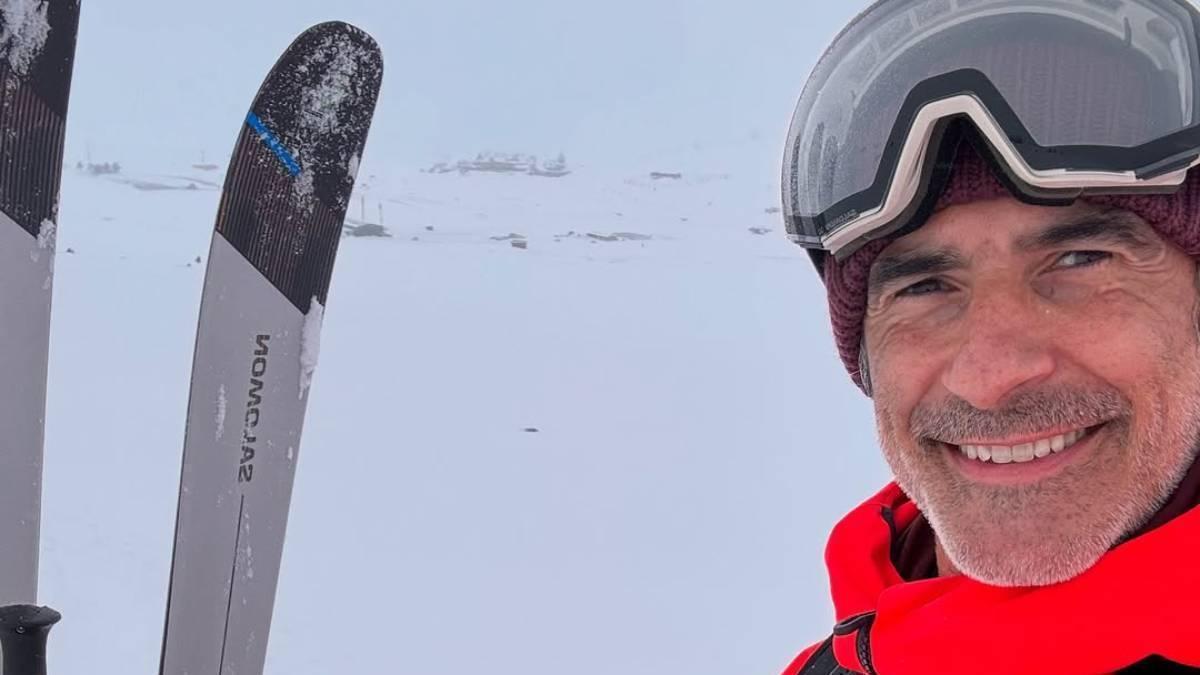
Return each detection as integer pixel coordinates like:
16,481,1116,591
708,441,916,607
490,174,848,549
864,197,1200,587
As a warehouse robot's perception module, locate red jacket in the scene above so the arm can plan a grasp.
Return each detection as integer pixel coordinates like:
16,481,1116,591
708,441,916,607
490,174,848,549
782,483,1200,675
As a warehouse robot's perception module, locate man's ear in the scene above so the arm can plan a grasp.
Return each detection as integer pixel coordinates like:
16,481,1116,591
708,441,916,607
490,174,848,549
858,336,873,398
1192,262,1200,341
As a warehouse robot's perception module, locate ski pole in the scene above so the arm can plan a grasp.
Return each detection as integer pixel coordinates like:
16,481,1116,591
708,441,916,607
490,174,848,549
0,605,60,675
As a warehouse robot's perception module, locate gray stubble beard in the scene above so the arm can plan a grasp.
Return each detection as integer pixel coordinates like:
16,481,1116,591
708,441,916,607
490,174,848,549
874,366,1200,587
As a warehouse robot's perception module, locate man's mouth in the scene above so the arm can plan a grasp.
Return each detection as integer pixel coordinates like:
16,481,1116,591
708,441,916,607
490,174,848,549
955,426,1106,464
928,423,1111,486
926,417,1113,475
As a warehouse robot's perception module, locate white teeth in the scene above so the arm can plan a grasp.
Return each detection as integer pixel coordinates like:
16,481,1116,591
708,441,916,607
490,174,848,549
1051,434,1066,452
958,427,1093,465
1012,442,1035,463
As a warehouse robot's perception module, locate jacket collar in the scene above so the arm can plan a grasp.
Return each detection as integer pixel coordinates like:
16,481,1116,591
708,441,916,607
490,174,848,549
824,483,1200,674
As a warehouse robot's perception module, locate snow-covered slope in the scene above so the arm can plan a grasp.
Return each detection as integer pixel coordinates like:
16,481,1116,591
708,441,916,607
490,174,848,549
38,159,885,674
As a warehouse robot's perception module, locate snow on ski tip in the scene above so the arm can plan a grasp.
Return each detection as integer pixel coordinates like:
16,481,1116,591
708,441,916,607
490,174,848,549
292,29,380,207
0,0,50,77
298,297,323,399
35,218,53,249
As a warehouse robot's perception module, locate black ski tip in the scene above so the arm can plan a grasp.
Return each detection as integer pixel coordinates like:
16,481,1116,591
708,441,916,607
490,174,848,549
249,20,383,214
214,20,383,314
0,0,81,115
0,0,80,236
29,0,81,116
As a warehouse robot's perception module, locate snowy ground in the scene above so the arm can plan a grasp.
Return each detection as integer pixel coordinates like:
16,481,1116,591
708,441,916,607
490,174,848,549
38,157,888,674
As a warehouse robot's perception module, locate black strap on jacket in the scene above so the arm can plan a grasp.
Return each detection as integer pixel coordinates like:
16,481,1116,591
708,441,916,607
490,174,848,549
794,638,855,675
1122,656,1200,674
794,636,1200,675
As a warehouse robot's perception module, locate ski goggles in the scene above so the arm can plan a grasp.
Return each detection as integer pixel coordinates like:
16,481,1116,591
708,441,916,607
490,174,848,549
783,0,1200,259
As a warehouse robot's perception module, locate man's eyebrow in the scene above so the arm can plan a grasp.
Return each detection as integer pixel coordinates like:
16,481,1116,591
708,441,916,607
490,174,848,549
866,210,1156,295
868,249,966,295
1014,210,1156,253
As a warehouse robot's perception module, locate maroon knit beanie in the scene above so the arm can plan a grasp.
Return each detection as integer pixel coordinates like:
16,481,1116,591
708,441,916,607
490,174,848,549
822,143,1200,394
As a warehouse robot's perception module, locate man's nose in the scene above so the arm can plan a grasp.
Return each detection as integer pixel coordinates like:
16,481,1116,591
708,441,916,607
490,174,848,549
941,286,1056,410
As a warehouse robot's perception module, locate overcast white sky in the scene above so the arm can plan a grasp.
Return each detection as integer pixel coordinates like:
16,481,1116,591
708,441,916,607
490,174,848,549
68,1,868,173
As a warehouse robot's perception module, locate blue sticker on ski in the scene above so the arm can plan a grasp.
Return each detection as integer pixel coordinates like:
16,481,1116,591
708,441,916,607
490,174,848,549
246,112,302,176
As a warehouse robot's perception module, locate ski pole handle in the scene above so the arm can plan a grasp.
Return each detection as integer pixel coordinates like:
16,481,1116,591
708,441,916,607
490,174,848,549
0,605,60,675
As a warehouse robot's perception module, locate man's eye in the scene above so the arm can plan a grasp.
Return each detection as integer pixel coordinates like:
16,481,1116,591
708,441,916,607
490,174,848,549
1054,250,1111,269
896,278,947,297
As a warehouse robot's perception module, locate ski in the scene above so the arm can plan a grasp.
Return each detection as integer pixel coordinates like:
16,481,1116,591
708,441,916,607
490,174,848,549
159,22,381,675
0,0,79,608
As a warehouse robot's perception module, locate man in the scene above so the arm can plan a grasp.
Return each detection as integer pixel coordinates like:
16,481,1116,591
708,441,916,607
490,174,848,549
779,1,1200,673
